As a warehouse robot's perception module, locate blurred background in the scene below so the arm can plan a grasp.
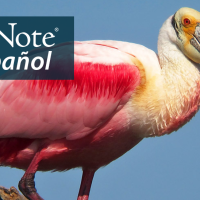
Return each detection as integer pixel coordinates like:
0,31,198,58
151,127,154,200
1,0,200,199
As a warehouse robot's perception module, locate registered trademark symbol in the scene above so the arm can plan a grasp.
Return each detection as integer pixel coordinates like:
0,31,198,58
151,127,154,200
54,27,59,32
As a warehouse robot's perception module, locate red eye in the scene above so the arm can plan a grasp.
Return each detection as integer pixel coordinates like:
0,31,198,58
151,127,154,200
183,18,190,25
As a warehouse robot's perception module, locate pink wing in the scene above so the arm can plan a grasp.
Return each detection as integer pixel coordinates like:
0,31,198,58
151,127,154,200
0,41,140,140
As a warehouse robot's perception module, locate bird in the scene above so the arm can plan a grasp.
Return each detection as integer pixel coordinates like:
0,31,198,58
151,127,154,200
0,6,200,200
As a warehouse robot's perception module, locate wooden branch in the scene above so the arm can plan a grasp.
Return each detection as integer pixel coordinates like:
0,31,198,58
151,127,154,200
0,186,28,200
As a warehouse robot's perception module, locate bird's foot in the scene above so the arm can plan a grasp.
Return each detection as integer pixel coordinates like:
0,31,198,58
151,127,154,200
0,186,28,200
18,173,43,200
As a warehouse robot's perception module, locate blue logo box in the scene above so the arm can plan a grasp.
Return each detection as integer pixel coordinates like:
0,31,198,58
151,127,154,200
0,17,74,80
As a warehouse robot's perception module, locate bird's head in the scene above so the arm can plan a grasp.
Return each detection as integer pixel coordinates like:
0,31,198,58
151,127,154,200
172,7,200,63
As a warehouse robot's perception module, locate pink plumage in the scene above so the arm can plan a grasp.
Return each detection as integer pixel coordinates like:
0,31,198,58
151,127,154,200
1,8,200,198
0,41,142,200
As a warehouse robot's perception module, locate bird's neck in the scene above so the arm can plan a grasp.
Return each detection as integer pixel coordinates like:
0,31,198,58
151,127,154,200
130,17,200,138
157,32,200,135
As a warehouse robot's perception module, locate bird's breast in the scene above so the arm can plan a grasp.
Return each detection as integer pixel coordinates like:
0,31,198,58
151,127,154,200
128,69,200,138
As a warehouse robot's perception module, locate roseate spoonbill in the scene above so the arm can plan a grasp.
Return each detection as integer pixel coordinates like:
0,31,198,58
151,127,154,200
0,7,200,200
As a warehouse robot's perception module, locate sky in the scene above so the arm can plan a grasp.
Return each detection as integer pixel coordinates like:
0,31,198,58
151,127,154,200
1,0,200,200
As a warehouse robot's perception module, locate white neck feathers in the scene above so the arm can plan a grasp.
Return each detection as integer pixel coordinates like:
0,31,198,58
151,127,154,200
156,16,200,135
131,16,200,138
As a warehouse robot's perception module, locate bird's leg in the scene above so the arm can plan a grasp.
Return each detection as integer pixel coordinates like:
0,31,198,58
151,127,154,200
77,169,95,200
18,151,43,200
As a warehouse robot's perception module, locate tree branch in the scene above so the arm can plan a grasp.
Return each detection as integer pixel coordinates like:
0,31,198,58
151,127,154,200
0,186,28,200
